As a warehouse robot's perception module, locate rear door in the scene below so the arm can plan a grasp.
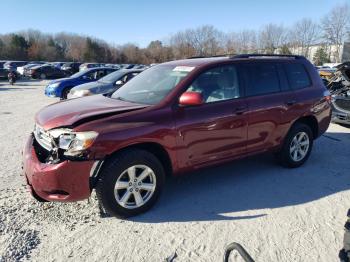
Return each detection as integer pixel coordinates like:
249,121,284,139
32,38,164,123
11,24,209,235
175,64,248,169
242,62,296,153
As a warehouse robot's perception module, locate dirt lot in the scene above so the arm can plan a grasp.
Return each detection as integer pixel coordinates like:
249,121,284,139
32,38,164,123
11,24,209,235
0,79,349,262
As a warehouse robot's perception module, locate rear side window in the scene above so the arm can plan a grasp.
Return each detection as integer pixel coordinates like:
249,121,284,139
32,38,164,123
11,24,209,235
284,63,311,89
245,64,280,96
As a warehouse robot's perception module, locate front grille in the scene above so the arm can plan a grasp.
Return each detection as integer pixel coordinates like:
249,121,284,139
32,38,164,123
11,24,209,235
33,137,51,163
34,124,52,151
334,98,350,112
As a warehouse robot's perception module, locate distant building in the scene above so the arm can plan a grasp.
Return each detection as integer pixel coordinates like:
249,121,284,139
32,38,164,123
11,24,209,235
288,42,350,64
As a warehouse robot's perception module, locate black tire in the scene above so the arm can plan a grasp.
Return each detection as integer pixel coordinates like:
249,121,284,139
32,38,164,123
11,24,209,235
40,73,46,79
61,87,71,100
96,149,165,218
276,122,313,168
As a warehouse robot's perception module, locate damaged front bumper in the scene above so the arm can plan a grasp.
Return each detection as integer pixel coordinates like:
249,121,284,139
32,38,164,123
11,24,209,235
22,135,96,202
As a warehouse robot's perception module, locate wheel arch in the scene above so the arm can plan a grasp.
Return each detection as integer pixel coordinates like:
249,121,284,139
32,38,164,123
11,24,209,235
60,85,74,98
92,142,173,187
291,115,319,139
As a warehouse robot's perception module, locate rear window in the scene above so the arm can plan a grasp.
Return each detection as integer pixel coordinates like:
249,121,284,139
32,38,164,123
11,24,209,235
246,64,280,96
284,63,311,89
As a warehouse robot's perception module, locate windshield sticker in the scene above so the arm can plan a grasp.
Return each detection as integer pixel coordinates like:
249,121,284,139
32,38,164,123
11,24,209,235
173,66,195,72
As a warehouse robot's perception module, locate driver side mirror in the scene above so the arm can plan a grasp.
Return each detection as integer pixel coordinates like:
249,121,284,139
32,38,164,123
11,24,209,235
179,92,203,106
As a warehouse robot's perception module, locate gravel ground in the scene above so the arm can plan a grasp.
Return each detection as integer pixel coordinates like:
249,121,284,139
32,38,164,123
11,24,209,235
0,79,349,262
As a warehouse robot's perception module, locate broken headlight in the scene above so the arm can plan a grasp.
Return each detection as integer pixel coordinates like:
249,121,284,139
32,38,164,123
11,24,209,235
49,128,98,156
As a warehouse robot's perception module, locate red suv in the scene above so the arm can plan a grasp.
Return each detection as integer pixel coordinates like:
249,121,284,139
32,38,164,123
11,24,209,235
23,54,331,218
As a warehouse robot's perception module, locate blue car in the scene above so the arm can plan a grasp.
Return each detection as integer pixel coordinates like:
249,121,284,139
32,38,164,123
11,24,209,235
45,67,118,99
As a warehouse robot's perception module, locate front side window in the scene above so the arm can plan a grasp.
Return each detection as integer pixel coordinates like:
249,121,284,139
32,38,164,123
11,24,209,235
186,65,240,103
112,65,191,105
284,63,311,89
245,63,280,96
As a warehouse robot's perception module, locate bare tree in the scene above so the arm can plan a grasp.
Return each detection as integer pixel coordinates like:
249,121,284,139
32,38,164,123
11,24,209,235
169,25,223,58
225,30,257,54
291,18,320,57
259,24,286,53
321,3,350,62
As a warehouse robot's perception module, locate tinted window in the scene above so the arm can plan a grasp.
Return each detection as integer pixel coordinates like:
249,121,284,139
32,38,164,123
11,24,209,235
187,65,240,103
284,63,311,89
246,64,280,96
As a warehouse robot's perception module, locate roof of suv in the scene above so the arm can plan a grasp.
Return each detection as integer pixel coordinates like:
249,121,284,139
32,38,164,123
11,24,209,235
164,54,307,67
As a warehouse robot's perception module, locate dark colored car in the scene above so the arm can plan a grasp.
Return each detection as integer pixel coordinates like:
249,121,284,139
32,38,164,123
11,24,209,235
21,63,46,76
44,67,118,99
26,65,67,80
0,68,19,79
61,62,82,75
23,54,331,218
79,63,103,71
67,69,143,99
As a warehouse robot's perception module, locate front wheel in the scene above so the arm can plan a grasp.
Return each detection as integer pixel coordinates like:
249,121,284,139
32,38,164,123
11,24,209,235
276,123,313,168
61,88,71,100
96,149,165,218
40,73,46,79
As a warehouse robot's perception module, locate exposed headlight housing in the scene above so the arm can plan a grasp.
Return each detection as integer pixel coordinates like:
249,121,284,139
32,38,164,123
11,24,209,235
48,128,98,156
71,89,92,98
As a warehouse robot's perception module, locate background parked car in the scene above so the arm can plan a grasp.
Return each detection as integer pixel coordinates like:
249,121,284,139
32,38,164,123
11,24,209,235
0,68,19,79
17,61,46,76
68,69,144,99
61,62,82,75
79,63,103,71
45,67,118,99
3,61,28,71
49,62,66,69
26,65,67,79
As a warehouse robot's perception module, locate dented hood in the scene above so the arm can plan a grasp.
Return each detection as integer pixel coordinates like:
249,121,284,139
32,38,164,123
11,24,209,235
36,94,148,130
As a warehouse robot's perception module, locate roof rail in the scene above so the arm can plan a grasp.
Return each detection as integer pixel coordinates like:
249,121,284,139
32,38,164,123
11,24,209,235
231,54,305,59
187,54,236,59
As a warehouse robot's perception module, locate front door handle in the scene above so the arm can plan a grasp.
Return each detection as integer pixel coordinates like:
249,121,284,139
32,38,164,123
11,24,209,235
234,106,247,115
285,100,296,106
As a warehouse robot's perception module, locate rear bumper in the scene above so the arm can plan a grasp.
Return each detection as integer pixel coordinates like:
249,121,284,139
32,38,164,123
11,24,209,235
23,135,95,202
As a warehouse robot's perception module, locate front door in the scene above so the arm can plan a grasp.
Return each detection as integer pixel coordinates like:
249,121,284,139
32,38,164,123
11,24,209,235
174,64,248,169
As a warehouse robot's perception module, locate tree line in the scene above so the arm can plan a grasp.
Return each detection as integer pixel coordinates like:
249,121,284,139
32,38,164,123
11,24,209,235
0,3,349,65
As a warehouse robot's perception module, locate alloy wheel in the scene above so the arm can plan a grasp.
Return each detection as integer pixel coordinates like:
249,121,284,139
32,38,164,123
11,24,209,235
114,165,156,209
289,131,310,162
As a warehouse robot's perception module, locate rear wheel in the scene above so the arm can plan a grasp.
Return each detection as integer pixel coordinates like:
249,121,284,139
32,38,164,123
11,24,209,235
96,149,165,218
40,73,46,79
276,123,313,168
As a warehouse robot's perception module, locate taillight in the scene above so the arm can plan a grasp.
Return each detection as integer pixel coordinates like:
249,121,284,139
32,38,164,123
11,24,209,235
324,90,331,104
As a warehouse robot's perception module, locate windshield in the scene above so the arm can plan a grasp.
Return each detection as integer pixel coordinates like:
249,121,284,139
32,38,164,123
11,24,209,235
99,70,126,83
111,65,192,105
70,70,89,78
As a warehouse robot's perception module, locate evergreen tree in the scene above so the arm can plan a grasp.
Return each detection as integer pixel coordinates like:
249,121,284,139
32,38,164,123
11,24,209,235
313,47,330,65
9,34,29,60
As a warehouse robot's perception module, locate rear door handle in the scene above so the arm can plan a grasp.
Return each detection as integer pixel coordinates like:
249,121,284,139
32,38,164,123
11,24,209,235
285,100,296,106
234,106,247,115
